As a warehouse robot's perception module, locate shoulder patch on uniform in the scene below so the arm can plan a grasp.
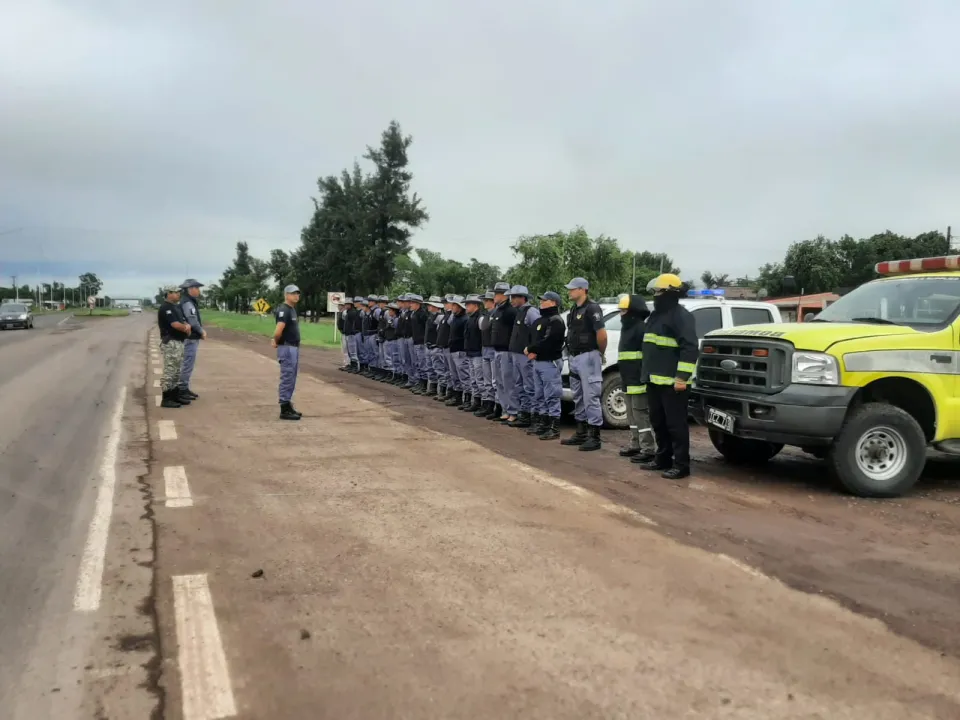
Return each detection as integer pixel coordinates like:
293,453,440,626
592,312,602,321
190,308,196,315
165,310,172,314
278,312,285,318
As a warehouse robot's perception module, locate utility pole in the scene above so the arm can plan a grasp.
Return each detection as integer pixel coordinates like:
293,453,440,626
10,276,17,302
947,225,952,254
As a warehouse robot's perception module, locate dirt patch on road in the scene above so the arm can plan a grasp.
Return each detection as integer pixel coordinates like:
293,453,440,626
208,327,960,659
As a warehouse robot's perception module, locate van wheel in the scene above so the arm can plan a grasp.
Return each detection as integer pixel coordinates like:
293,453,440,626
708,428,782,465
828,402,926,498
600,371,628,429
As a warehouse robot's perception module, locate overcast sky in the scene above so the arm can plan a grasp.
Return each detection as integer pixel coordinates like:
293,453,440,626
2,0,960,298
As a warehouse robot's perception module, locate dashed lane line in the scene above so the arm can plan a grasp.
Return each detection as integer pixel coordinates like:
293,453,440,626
164,466,193,508
155,395,161,407
158,420,177,440
73,386,127,612
173,574,237,720
154,380,160,388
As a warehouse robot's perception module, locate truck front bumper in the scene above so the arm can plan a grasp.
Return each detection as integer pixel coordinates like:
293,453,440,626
690,384,857,447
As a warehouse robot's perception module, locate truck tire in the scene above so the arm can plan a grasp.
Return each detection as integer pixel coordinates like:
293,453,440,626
600,371,628,430
708,428,783,465
828,402,926,498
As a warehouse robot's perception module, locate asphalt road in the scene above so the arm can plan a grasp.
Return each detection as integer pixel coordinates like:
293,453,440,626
0,314,151,719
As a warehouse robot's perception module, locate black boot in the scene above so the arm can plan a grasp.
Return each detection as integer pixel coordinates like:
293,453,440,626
630,452,657,464
579,425,602,451
467,397,483,414
474,400,492,417
619,441,642,457
279,402,300,421
176,388,192,405
288,402,303,418
538,417,561,440
181,386,199,400
433,385,447,401
459,394,474,411
445,391,463,407
160,389,182,408
662,466,690,480
560,421,588,445
509,411,532,428
526,414,546,435
486,403,503,420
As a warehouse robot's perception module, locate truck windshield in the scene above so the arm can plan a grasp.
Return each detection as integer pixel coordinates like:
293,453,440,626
0,304,27,313
815,277,960,328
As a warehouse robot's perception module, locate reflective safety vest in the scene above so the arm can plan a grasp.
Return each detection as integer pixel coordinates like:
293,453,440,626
640,304,699,386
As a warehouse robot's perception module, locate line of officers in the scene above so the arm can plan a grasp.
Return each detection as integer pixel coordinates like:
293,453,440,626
335,273,699,479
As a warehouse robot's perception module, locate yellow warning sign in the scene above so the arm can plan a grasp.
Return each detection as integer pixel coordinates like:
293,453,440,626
252,298,271,314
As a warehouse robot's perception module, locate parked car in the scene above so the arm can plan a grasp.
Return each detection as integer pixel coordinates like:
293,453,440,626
130,306,143,314
0,303,34,330
560,292,783,428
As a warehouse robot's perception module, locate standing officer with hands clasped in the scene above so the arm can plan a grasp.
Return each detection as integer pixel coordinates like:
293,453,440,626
272,284,302,421
178,278,207,400
524,291,565,440
158,285,193,408
561,277,607,451
637,273,699,479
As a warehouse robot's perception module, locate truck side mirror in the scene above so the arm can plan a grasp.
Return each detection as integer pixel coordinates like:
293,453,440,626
803,312,818,322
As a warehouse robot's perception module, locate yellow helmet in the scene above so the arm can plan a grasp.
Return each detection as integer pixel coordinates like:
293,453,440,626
617,293,631,309
646,273,684,292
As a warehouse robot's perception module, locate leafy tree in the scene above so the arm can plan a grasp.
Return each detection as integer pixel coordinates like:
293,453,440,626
79,272,103,297
268,249,292,285
700,271,730,288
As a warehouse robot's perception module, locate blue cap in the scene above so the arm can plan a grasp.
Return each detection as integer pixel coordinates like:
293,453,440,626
539,291,562,304
493,281,511,294
464,293,483,305
565,277,589,290
508,285,531,297
283,284,301,294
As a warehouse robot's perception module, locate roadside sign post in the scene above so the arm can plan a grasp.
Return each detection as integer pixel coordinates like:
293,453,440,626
327,292,345,342
252,298,271,316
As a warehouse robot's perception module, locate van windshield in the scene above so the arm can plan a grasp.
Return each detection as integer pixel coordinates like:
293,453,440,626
815,277,960,328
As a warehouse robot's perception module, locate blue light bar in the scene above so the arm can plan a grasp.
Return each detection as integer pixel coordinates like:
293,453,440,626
687,288,725,297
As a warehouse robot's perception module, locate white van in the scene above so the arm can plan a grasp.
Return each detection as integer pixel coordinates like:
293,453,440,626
560,293,783,428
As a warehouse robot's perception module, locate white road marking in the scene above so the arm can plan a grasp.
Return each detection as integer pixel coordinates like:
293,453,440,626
154,380,160,388
158,420,177,440
600,502,658,526
155,395,161,407
164,466,193,508
73,386,127,612
173,574,237,720
154,367,161,375
58,315,72,326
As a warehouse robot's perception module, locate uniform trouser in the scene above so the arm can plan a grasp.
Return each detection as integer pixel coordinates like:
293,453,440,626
569,350,604,427
382,339,394,370
647,383,690,470
452,351,470,395
445,349,461,390
432,347,447,386
179,338,200,389
533,359,563,417
424,346,437,382
413,344,426,380
346,334,360,365
401,339,413,376
277,344,299,403
626,391,656,452
481,347,496,402
468,356,484,400
499,352,521,416
378,338,386,368
494,350,514,414
365,335,379,367
160,339,185,392
341,333,349,366
510,352,535,413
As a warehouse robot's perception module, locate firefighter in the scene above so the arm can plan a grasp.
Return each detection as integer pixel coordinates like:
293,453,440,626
637,273,699,479
615,293,655,462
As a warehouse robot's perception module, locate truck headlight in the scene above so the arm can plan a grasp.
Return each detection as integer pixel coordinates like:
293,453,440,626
19,314,28,320
791,352,839,385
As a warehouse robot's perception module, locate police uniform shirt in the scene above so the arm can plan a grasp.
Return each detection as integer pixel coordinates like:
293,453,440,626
566,301,605,354
275,303,301,346
158,301,188,341
180,296,203,339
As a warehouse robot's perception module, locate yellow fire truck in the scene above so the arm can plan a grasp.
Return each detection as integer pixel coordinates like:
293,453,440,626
690,254,960,497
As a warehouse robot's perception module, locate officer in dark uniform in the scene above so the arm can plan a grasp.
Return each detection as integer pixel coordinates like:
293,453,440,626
433,296,453,401
561,277,607,451
616,294,656,462
525,291,566,440
445,296,469,407
488,281,516,421
461,293,484,413
337,297,354,371
178,278,207,400
638,273,699,479
345,297,363,373
375,296,392,381
423,296,443,394
476,290,497,417
157,285,192,408
272,284,302,421
409,295,429,393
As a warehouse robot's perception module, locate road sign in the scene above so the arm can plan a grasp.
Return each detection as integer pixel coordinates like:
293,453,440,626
326,291,346,313
87,296,96,308
252,298,271,314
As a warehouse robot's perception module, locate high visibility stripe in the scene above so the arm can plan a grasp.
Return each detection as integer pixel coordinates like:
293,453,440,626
626,385,646,394
645,334,678,348
618,351,642,360
677,361,697,373
649,374,674,385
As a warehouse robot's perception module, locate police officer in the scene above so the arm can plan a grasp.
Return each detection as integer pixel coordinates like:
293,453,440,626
462,294,484,412
178,278,207,400
616,294,656,463
525,291,565,440
488,281,516,422
445,295,469,407
423,295,444,394
361,297,379,377
271,284,302,420
638,274,699,479
345,297,363,372
157,285,192,408
399,294,415,387
561,277,607,451
506,286,541,428
475,290,498,418
433,296,452,400
408,294,428,393
375,295,390,379
338,298,354,371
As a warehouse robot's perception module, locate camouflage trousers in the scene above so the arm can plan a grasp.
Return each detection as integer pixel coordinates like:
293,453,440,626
160,339,185,392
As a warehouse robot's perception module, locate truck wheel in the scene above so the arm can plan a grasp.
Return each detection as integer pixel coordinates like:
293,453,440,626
828,402,926,498
600,371,628,430
708,428,783,465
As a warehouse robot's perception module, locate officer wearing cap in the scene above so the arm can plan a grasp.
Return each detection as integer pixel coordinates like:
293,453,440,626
424,296,444,395
408,294,428,392
383,300,401,381
337,297,354,371
158,285,192,408
445,295,469,407
461,293,485,412
475,289,498,418
561,277,607,451
525,291,565,439
367,294,384,378
488,281,516,421
178,278,207,400
440,294,463,402
271,284,302,420
345,297,363,372
360,296,378,377
433,295,453,400
638,273,698,479
505,285,541,427
399,294,415,386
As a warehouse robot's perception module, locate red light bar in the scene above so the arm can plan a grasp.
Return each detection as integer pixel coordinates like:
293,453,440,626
875,255,960,275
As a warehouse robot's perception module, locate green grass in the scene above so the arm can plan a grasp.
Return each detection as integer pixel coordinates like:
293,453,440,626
204,310,340,348
74,308,131,317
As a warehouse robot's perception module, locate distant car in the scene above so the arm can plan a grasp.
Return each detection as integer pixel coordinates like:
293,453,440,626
0,303,34,330
130,306,143,313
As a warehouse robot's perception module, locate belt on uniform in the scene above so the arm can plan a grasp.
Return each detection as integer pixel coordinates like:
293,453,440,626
569,348,597,357
277,342,300,347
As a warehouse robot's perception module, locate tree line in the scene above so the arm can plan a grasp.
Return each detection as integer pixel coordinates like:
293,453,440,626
0,272,122,306
208,119,954,313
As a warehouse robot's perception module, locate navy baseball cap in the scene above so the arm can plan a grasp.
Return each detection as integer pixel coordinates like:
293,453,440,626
564,277,589,290
539,291,562,304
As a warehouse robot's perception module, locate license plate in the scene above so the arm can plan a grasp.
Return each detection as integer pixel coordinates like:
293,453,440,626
707,407,734,433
